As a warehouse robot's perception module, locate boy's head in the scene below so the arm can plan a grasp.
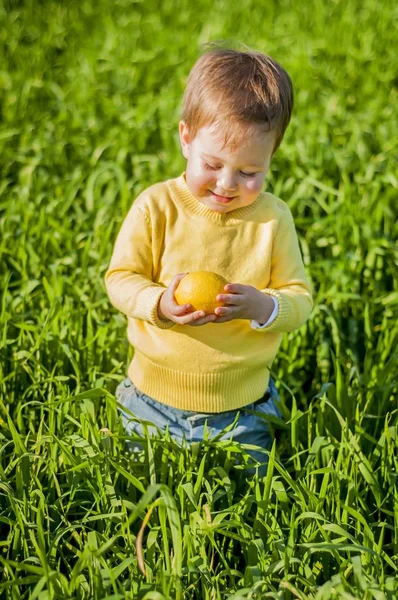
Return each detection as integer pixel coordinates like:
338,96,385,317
179,48,293,213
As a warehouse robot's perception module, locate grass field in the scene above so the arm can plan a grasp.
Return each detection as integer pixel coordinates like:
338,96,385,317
0,0,397,597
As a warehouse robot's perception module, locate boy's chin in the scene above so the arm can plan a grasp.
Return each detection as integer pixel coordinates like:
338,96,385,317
204,199,235,212
206,195,238,211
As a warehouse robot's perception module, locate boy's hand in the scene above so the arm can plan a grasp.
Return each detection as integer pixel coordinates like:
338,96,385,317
213,283,275,324
158,273,218,327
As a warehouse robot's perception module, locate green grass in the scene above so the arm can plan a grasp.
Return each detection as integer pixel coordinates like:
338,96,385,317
0,0,397,597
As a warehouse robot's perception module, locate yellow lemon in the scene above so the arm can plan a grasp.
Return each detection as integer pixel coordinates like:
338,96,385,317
175,271,229,314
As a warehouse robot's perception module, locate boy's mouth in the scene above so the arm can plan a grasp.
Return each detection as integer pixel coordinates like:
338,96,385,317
210,191,236,204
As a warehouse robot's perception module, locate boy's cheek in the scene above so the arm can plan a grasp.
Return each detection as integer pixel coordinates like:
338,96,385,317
188,169,213,190
247,176,265,193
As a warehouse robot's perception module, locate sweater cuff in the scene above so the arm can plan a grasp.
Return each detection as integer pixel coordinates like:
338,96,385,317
254,289,290,332
140,287,176,330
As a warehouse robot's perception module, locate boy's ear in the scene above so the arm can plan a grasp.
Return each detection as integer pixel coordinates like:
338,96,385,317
179,121,191,159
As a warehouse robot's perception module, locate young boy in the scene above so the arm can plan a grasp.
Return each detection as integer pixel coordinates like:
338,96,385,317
105,48,313,476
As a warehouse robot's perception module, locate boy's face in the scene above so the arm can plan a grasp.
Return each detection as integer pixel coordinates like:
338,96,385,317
179,121,275,213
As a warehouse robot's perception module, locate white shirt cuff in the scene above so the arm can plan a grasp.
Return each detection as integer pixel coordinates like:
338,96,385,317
251,296,279,329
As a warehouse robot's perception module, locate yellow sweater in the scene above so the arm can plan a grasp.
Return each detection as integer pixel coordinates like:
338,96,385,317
105,172,313,413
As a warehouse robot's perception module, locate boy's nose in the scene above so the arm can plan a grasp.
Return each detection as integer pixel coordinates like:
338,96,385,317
217,174,238,192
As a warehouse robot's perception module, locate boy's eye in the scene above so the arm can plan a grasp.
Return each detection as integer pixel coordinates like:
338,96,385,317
204,163,255,177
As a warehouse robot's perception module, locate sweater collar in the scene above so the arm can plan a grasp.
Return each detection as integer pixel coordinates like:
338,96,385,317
170,172,263,223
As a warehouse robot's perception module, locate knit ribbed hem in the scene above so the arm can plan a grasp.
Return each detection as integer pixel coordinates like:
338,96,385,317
127,351,271,413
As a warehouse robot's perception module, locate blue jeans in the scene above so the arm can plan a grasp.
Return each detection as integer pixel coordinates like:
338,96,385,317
116,377,282,476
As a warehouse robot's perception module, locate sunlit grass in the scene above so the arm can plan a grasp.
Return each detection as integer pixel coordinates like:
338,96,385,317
0,0,397,597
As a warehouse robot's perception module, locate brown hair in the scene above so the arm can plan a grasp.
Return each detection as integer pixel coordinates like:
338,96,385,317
181,46,294,154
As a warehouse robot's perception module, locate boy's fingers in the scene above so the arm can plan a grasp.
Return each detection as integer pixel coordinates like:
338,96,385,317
172,303,191,315
224,283,243,293
178,310,204,324
188,313,217,326
175,310,216,326
215,307,229,316
211,315,231,323
216,294,239,304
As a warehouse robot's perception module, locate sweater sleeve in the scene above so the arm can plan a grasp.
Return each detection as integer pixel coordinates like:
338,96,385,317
256,206,313,333
104,200,175,330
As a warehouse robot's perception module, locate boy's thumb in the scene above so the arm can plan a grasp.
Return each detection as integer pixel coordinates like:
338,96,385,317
170,272,187,291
